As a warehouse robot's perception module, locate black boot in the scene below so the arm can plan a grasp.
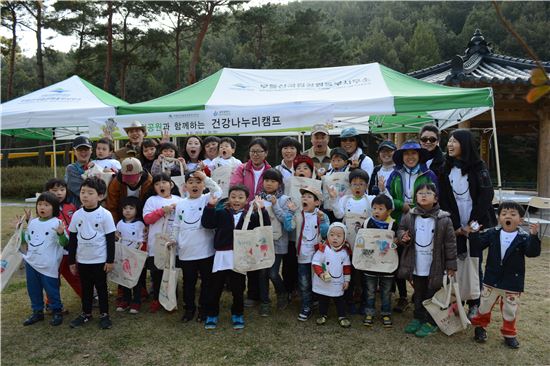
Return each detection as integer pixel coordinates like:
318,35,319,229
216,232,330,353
50,311,63,326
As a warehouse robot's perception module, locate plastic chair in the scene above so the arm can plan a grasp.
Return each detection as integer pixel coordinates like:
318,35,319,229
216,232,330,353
525,197,550,238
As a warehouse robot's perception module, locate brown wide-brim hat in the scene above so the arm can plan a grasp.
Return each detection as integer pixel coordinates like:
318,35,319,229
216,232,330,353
123,121,148,136
299,186,323,203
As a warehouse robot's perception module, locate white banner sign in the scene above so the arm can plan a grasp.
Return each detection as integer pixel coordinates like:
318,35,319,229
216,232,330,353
89,105,334,139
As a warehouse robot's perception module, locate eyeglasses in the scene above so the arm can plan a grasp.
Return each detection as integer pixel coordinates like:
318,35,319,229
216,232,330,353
250,149,265,155
417,191,435,196
420,137,438,143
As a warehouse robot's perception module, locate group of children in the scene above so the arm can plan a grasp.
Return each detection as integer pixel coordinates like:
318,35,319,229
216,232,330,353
17,133,541,350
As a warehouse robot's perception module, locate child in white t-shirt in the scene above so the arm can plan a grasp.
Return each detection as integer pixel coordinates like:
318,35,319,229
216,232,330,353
90,138,121,172
115,196,146,314
68,177,117,330
171,170,221,322
20,192,67,327
142,173,183,313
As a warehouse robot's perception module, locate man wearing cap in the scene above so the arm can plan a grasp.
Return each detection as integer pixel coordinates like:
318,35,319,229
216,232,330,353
114,121,147,161
335,127,374,177
65,136,93,207
304,124,331,171
105,157,153,223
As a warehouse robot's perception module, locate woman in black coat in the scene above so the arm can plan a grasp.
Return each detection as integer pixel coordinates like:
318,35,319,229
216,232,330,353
439,129,497,316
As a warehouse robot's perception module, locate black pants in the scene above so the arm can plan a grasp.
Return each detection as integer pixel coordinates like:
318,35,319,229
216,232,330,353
344,269,364,305
317,294,346,317
147,257,163,301
179,256,214,314
207,270,245,317
246,269,260,301
412,275,436,325
283,241,298,293
120,267,147,304
78,263,109,314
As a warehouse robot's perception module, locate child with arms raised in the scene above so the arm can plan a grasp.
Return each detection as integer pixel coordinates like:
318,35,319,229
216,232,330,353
397,183,457,338
20,192,67,327
201,185,270,330
285,186,329,321
68,177,116,329
171,170,221,322
469,201,541,349
312,222,352,328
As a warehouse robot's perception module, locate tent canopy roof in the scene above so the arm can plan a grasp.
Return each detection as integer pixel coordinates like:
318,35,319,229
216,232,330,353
1,75,127,140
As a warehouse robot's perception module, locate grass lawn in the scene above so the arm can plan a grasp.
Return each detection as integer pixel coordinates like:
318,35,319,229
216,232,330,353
1,204,549,365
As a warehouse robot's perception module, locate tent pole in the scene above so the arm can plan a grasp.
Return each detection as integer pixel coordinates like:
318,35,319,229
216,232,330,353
490,108,502,202
52,128,57,178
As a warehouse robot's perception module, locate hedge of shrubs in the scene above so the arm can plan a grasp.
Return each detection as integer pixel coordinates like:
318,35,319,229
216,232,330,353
1,167,65,199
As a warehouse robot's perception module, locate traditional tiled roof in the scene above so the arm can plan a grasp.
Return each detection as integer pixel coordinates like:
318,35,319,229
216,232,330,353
409,29,550,85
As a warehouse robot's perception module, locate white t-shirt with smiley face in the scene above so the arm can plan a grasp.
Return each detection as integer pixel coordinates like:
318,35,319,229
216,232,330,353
68,206,116,264
22,217,65,278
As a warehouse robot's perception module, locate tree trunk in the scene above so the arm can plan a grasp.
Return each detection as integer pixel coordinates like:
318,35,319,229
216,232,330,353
104,0,113,91
187,3,215,85
75,23,85,74
37,140,48,166
175,25,181,89
7,7,17,100
119,62,127,99
35,1,44,88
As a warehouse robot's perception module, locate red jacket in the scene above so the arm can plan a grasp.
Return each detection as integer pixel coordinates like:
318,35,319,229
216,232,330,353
59,202,77,235
229,160,271,203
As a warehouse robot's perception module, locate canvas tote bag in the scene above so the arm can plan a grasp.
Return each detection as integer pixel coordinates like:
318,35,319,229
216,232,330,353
423,275,471,336
284,176,322,209
321,169,350,209
344,212,368,250
233,203,275,272
211,165,235,199
456,239,481,301
159,245,178,311
1,218,25,292
108,242,147,288
154,217,172,269
352,226,398,273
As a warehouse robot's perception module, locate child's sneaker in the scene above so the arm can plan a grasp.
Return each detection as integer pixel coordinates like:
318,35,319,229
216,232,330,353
504,337,520,349
474,327,487,343
99,313,112,329
415,322,438,338
204,316,218,330
116,301,129,312
50,311,63,326
393,297,409,313
404,318,422,334
339,317,351,328
69,313,92,328
316,315,328,325
231,314,245,330
149,300,161,313
259,303,271,317
297,309,312,322
382,315,393,328
129,303,140,314
363,315,374,326
23,311,44,326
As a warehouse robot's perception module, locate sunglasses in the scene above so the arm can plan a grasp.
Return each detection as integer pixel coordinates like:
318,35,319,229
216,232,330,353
420,137,438,143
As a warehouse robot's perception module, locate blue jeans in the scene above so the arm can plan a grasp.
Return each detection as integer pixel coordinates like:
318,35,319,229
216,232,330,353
269,254,286,295
25,262,63,312
363,273,394,316
297,263,313,312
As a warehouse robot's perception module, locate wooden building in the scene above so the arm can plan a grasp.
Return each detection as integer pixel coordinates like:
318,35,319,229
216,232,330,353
409,29,550,198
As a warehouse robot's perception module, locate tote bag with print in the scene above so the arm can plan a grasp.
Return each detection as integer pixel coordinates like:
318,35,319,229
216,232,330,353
159,246,178,311
108,242,147,288
352,227,398,273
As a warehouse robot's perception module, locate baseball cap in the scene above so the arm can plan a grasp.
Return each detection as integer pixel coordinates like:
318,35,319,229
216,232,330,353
377,140,397,152
311,124,329,135
72,136,92,149
121,157,143,175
